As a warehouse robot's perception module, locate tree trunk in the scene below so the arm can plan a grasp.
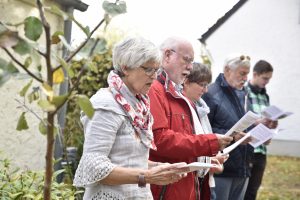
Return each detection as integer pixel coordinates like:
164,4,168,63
44,112,55,200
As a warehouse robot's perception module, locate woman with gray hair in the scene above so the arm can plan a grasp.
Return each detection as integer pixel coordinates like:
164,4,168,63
74,37,187,200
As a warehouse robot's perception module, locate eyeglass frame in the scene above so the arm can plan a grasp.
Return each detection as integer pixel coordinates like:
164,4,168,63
196,82,209,88
170,49,194,65
140,65,160,76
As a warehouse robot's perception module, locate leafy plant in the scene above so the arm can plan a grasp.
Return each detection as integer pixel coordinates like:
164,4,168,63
0,0,126,199
0,156,82,199
64,50,114,160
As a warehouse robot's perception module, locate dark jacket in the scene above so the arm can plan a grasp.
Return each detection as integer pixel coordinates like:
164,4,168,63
149,71,219,200
202,73,253,178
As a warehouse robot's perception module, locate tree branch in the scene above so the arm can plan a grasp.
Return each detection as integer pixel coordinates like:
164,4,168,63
2,47,44,83
52,17,105,73
15,98,48,126
37,0,52,86
37,49,47,57
65,18,105,63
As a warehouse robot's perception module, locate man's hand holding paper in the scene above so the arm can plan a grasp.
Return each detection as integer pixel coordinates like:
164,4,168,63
233,131,253,145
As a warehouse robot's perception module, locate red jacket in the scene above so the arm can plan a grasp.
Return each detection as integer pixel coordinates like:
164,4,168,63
149,73,219,200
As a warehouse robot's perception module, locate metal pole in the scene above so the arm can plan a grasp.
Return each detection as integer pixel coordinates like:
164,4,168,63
54,6,73,183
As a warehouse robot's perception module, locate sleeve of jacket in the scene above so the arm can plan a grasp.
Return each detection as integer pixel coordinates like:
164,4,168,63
148,85,219,159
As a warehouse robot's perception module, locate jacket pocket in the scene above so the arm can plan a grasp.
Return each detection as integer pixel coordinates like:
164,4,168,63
168,112,193,134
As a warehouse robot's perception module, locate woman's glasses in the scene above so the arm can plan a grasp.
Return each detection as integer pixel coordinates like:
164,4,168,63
140,66,159,76
196,82,209,88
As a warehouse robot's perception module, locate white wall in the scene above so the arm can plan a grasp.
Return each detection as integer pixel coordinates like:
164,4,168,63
0,0,63,170
206,0,300,141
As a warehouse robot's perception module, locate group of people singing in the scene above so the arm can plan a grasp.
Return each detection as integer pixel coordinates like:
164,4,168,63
73,36,277,200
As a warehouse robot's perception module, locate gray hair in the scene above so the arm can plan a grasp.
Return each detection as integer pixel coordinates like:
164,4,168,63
223,53,251,71
160,36,191,53
112,37,161,75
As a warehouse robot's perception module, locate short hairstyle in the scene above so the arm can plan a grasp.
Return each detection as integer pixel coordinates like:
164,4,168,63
186,62,212,83
160,36,191,54
253,60,273,74
112,37,161,75
223,53,251,71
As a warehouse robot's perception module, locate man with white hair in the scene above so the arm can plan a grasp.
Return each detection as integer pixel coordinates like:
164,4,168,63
148,37,233,200
202,54,252,200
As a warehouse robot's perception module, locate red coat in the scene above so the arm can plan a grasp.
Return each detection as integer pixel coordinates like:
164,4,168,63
149,73,219,200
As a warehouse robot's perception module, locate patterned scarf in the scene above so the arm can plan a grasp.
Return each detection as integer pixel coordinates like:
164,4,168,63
107,70,157,150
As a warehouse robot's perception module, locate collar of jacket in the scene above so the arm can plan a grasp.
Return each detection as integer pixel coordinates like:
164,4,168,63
247,81,267,95
217,73,248,92
157,70,181,98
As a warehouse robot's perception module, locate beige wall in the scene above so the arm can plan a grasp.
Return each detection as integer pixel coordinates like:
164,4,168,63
0,0,63,170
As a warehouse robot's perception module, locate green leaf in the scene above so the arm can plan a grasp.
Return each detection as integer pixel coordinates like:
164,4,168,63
77,95,94,119
9,192,23,198
23,194,35,199
102,1,127,17
56,57,75,78
38,120,47,135
37,65,42,72
41,82,54,100
0,58,19,87
51,31,64,44
53,169,65,178
37,99,56,112
0,59,18,74
51,94,68,108
28,86,40,103
16,112,29,131
19,79,33,97
24,56,32,68
12,39,31,55
6,62,18,73
24,16,43,41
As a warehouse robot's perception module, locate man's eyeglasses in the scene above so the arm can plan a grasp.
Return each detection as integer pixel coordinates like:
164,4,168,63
240,55,251,61
140,66,159,76
170,49,194,65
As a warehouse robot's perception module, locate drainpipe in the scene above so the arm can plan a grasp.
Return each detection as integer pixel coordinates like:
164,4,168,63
53,0,88,183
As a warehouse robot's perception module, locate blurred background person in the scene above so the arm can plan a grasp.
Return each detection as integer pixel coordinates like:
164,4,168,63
73,37,188,200
244,60,278,200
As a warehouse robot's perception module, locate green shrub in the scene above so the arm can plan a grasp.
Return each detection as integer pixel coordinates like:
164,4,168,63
0,157,83,199
63,48,113,164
